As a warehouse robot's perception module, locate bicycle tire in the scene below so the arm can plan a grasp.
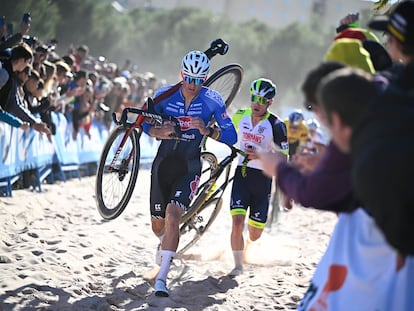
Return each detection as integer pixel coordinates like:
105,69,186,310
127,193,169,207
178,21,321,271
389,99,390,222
95,126,141,220
204,63,243,109
177,197,223,255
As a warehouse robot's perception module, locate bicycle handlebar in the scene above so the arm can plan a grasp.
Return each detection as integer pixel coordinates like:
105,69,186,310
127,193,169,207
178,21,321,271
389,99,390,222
112,99,182,138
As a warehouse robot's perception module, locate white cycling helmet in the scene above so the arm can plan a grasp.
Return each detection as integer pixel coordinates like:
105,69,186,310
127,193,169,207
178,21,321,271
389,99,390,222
249,78,277,99
181,50,210,78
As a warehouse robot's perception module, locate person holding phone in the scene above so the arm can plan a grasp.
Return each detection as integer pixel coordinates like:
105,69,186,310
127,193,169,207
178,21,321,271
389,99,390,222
0,13,31,52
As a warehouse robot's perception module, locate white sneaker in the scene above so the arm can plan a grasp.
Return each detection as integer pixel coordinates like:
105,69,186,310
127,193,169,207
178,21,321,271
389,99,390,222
228,267,243,276
154,279,169,297
155,244,161,266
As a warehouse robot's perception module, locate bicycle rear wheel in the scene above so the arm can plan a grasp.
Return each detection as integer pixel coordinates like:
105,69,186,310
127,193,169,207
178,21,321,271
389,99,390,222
177,197,223,255
95,125,140,220
204,63,243,108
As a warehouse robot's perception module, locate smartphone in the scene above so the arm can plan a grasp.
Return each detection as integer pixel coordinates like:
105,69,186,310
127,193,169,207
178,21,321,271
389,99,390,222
22,12,31,24
0,16,5,28
6,23,13,35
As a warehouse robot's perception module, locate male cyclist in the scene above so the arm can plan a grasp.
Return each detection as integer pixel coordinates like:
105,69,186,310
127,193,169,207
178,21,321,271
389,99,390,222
284,109,308,157
142,50,237,297
229,78,288,276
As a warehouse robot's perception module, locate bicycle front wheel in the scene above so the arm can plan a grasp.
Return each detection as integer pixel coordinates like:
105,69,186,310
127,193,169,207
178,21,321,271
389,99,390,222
177,197,223,255
95,125,141,220
204,64,243,108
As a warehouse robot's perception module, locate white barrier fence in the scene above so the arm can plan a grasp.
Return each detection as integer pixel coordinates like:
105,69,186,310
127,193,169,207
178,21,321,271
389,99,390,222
0,112,158,196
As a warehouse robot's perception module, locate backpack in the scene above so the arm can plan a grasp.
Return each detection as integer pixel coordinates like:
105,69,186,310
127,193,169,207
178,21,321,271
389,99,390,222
351,82,414,255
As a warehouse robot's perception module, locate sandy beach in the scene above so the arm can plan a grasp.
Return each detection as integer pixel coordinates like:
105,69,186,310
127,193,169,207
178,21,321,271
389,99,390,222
0,168,337,310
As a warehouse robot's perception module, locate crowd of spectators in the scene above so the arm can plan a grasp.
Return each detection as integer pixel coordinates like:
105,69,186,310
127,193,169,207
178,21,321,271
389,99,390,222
0,14,166,142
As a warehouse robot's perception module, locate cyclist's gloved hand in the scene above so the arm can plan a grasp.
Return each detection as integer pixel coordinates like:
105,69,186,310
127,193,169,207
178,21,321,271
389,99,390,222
187,117,210,136
151,121,177,140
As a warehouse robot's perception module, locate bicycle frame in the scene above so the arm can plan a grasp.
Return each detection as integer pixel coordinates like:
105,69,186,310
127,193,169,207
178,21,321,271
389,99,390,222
190,145,247,212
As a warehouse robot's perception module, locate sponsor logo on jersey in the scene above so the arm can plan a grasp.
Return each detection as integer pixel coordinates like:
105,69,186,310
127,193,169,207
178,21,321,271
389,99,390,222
187,106,203,116
220,123,230,129
178,116,191,131
258,126,265,134
242,132,265,144
205,89,225,107
182,133,195,140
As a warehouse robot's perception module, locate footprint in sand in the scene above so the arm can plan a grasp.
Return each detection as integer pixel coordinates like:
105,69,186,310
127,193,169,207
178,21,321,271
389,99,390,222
0,255,12,263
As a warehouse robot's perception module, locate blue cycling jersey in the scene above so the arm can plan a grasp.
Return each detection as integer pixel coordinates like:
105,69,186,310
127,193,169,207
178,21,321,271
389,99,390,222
142,85,237,160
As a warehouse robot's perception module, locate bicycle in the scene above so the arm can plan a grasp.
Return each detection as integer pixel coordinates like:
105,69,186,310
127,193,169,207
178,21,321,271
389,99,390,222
176,144,247,254
95,39,244,253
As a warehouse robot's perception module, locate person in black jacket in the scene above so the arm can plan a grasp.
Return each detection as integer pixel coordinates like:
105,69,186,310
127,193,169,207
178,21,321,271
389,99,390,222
351,0,414,256
0,43,50,134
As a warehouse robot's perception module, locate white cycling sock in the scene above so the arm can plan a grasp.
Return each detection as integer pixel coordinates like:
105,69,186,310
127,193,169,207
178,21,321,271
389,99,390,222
157,250,175,282
232,250,243,269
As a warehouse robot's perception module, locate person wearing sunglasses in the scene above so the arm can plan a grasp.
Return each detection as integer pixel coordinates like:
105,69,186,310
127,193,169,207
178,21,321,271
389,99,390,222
142,50,237,297
228,78,288,276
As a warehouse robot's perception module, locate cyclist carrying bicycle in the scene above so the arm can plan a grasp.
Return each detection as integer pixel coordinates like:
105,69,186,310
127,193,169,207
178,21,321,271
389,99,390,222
142,50,237,297
229,78,288,276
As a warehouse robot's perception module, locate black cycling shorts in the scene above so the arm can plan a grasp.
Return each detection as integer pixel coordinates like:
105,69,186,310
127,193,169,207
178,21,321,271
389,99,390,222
150,154,201,219
230,166,272,227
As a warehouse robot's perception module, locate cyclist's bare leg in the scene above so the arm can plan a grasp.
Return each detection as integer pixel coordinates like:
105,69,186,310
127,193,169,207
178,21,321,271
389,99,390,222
242,224,265,266
151,219,165,238
229,214,246,276
230,214,246,250
162,203,184,251
153,203,184,296
247,225,263,242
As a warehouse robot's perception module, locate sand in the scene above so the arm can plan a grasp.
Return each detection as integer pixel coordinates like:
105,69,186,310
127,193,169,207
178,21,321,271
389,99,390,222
0,169,337,310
